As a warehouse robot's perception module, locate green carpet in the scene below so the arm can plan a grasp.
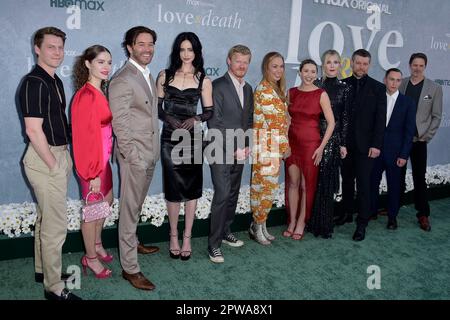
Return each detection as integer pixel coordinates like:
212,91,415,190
1,198,449,300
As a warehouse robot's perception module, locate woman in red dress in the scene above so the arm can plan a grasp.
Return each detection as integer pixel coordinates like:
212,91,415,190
72,45,113,278
284,59,335,240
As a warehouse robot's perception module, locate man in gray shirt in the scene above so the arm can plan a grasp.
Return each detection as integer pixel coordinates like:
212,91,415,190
399,52,443,232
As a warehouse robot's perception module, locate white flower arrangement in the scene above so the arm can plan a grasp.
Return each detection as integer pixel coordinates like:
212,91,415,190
1,164,449,238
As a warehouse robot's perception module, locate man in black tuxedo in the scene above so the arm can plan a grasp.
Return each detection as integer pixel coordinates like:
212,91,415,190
339,49,387,241
206,45,253,263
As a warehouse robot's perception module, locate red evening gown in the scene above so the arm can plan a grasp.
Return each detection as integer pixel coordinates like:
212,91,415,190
72,83,113,201
285,88,323,223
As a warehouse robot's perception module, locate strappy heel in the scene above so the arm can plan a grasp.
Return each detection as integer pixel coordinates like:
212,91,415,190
282,229,294,237
283,220,296,238
81,255,112,279
180,232,192,261
291,225,305,240
169,232,180,259
95,241,113,263
291,233,304,240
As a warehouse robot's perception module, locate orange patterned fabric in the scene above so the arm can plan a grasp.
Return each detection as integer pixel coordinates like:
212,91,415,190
251,80,289,223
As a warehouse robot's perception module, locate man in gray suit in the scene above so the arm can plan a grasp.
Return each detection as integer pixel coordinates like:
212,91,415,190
399,52,443,232
207,45,253,263
109,26,160,290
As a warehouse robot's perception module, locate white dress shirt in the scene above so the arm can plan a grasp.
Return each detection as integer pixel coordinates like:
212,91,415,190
228,71,245,108
386,90,399,126
129,58,153,95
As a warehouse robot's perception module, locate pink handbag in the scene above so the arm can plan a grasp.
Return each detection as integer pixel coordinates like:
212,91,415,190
82,192,111,223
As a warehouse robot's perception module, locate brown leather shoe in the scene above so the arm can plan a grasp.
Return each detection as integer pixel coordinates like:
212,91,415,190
137,243,160,254
418,216,431,232
122,270,155,291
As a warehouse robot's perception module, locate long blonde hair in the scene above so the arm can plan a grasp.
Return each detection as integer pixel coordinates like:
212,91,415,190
321,49,341,80
261,52,286,102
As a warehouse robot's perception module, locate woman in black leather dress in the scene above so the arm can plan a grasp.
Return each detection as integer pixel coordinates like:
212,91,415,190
156,32,213,260
307,49,352,238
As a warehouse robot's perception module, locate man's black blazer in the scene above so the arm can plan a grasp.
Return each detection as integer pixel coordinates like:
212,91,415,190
343,75,387,154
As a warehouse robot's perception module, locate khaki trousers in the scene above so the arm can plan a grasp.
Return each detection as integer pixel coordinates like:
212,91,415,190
23,144,72,292
117,154,155,274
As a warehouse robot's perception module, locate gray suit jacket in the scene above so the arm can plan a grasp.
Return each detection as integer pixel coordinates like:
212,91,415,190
399,76,443,142
207,72,253,159
109,61,160,168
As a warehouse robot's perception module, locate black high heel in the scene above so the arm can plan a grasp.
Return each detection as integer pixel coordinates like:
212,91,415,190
169,232,180,259
180,232,192,261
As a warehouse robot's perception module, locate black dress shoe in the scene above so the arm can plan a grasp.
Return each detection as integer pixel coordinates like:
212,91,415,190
387,218,398,230
335,213,353,226
35,272,72,283
321,233,333,239
352,226,366,241
44,288,82,300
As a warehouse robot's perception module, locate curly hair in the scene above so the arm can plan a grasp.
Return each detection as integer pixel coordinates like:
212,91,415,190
72,45,111,92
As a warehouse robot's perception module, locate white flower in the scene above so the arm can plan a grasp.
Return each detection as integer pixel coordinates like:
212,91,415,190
1,163,450,237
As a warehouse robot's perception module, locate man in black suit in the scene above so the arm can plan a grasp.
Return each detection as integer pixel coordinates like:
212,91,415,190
339,49,387,241
370,68,416,230
207,45,253,263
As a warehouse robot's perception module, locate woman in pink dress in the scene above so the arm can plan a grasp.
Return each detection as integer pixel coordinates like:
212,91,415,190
284,59,335,240
72,45,113,278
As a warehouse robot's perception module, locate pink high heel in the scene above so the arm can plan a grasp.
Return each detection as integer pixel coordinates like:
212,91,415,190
95,241,113,263
81,255,112,279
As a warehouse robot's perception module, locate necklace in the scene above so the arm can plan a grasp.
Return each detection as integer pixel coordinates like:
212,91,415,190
178,69,194,89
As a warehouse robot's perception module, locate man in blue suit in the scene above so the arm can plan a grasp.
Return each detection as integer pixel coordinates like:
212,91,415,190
370,68,416,229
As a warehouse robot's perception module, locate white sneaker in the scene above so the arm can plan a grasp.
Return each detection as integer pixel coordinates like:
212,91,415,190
208,247,224,263
222,233,244,247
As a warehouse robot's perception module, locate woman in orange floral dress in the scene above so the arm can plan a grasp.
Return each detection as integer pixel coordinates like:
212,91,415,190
249,52,290,245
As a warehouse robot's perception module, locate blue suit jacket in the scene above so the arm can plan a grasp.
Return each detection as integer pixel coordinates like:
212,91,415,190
382,93,417,165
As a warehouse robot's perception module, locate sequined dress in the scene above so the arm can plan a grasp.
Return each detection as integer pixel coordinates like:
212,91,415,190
307,77,352,237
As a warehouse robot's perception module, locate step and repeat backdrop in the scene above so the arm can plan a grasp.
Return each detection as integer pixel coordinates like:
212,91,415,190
1,0,449,203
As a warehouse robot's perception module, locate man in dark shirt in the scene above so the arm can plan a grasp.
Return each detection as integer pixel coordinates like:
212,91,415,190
399,53,443,231
19,27,80,300
339,49,387,241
